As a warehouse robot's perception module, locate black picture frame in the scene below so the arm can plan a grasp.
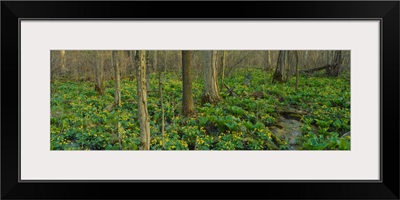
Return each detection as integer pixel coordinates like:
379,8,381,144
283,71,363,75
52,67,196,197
2,1,399,199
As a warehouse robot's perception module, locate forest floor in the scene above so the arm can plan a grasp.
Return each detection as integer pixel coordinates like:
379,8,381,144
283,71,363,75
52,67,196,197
51,68,351,150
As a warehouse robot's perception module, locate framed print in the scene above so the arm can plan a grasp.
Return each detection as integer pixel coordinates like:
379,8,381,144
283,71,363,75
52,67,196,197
2,1,399,200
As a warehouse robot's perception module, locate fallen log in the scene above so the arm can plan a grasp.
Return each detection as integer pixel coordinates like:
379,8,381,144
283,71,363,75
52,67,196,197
300,64,331,74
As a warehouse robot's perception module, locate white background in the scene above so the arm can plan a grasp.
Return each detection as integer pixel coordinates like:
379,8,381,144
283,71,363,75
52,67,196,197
21,21,380,180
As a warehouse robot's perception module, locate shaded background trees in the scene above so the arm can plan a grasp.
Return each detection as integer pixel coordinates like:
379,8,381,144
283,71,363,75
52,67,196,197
51,50,350,86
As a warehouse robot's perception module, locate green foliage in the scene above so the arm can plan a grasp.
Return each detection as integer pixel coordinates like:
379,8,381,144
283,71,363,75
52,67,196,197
51,68,350,150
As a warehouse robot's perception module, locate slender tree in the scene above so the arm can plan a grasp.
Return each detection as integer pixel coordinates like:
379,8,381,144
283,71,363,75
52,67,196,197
94,51,104,95
137,50,150,150
265,50,272,71
154,50,158,72
303,50,308,69
295,51,299,91
159,51,166,149
202,50,221,104
111,51,121,106
60,50,66,76
146,52,151,91
220,50,227,89
182,50,195,117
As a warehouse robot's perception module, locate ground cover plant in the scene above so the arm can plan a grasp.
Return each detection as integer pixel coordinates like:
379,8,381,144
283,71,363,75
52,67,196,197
51,50,350,150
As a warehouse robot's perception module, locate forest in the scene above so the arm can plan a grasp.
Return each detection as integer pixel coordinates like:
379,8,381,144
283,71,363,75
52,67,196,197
50,50,350,150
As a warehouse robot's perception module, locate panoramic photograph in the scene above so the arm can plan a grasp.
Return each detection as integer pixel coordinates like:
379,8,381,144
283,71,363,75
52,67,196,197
50,50,350,150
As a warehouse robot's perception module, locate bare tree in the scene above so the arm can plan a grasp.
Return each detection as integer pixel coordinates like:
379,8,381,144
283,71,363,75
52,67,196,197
159,51,166,149
295,51,299,91
326,50,344,77
202,50,221,104
94,51,104,95
272,50,298,83
137,50,150,150
146,52,151,91
60,50,66,76
265,50,272,71
112,51,121,106
220,50,227,89
182,50,195,117
128,50,137,80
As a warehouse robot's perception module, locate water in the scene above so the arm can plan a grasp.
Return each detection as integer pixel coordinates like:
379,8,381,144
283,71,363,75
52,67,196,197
269,116,304,150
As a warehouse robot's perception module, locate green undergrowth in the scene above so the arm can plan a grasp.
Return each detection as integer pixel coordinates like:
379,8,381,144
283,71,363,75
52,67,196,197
51,68,350,150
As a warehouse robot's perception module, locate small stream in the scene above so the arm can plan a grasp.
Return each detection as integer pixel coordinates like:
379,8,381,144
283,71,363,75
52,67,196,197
269,116,304,150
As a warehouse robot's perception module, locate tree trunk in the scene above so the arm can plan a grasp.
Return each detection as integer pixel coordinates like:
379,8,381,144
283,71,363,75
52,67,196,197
154,50,158,72
159,51,166,149
112,51,121,106
202,50,221,104
164,51,168,73
221,50,227,89
273,50,298,83
303,50,308,69
265,50,271,71
329,50,343,77
325,51,330,66
272,50,286,82
285,51,291,81
94,51,104,95
60,50,66,76
129,50,137,79
146,52,151,91
295,51,299,91
182,51,195,117
137,50,150,150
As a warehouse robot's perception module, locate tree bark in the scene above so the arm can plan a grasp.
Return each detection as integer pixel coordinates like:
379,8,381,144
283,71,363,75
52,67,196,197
137,50,150,150
221,50,227,90
272,50,286,82
326,50,343,77
60,50,66,76
112,51,121,106
202,50,221,104
94,51,104,95
265,50,271,71
295,51,299,92
146,52,151,91
182,51,195,117
303,50,308,69
129,50,137,79
272,50,298,83
159,51,166,149
154,50,158,72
